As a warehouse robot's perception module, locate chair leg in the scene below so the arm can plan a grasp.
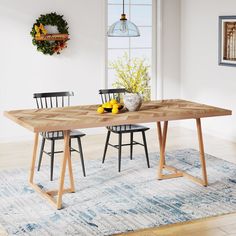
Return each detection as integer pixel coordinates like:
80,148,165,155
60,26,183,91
37,137,46,171
50,140,55,181
142,131,150,168
77,137,86,177
102,131,111,163
130,132,133,160
118,133,122,172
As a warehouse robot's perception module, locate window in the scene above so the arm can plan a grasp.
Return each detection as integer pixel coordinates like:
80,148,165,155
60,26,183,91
107,0,154,96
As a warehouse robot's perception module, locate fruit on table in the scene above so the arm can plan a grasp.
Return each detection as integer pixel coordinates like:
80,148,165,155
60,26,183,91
98,99,123,114
113,104,119,109
105,103,112,109
97,106,104,114
102,102,112,108
110,99,117,105
112,107,119,114
102,103,107,108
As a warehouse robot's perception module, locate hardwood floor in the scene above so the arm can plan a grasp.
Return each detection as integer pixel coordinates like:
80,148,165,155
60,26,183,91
0,126,236,236
117,213,236,235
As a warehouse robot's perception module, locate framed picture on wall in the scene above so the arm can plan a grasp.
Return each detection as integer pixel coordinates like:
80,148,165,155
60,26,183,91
219,16,236,67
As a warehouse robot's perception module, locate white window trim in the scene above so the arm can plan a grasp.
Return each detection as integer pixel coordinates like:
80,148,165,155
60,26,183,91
156,0,163,99
103,0,163,100
103,0,108,89
151,0,157,100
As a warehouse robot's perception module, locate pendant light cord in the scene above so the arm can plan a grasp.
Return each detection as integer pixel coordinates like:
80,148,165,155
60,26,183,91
123,0,125,14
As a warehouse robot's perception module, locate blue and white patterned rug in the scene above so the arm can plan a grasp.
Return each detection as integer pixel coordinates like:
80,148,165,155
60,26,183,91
1,149,236,236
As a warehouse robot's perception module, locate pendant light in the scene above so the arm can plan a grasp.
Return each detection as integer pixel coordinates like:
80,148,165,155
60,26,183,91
108,0,140,37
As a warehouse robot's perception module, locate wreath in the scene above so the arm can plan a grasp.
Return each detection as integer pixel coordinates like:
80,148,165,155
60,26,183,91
30,12,69,55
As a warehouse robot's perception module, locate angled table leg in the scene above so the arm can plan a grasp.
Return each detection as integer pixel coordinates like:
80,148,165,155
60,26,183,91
196,118,208,186
157,119,208,186
29,133,39,183
157,122,163,149
29,130,76,210
157,121,169,179
56,130,73,209
67,142,75,193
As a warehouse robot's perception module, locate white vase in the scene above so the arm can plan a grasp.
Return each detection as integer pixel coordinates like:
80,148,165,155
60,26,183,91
124,93,142,111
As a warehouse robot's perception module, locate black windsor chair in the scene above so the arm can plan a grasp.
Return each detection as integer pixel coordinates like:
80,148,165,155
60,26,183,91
99,88,150,172
33,91,86,181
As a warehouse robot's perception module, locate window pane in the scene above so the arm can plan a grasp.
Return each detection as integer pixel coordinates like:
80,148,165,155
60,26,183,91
130,26,152,48
108,37,129,49
108,69,117,88
108,49,129,67
108,0,151,4
130,48,152,65
108,0,129,4
131,0,152,4
108,5,130,26
130,5,152,26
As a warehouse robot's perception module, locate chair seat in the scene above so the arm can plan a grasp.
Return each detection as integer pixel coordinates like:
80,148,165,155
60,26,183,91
42,130,85,140
107,124,149,134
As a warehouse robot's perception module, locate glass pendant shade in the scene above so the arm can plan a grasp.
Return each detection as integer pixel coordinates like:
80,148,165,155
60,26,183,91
107,0,140,37
108,17,140,37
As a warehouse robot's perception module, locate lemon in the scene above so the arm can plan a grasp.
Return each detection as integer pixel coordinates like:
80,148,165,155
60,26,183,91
102,103,107,108
112,108,119,114
110,99,117,105
97,106,104,114
113,104,119,109
106,103,112,109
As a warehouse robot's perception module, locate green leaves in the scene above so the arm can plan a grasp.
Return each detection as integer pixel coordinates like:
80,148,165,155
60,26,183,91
110,53,151,101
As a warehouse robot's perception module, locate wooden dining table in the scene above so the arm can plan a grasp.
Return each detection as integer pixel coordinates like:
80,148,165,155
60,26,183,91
4,99,232,209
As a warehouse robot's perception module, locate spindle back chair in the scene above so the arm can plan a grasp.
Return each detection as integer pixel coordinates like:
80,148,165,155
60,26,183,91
33,91,86,181
34,91,73,109
99,88,150,172
99,88,126,104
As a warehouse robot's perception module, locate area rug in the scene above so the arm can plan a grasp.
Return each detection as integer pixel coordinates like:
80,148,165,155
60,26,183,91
1,149,236,236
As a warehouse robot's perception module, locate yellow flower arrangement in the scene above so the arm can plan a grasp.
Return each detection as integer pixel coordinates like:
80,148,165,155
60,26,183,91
110,53,151,101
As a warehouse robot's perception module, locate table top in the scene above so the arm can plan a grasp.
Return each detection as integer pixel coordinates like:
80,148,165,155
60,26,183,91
4,99,232,133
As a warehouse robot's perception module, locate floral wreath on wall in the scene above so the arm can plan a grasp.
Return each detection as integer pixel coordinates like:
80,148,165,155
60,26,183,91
30,12,69,55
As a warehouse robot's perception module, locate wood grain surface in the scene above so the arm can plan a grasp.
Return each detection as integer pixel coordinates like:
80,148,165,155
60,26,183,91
4,99,232,133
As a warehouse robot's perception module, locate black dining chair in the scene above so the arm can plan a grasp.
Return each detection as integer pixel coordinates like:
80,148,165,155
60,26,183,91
33,91,86,181
99,88,150,172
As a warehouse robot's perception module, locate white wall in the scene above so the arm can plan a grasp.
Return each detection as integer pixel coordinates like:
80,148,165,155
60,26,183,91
0,0,106,142
162,0,181,99
181,0,236,141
